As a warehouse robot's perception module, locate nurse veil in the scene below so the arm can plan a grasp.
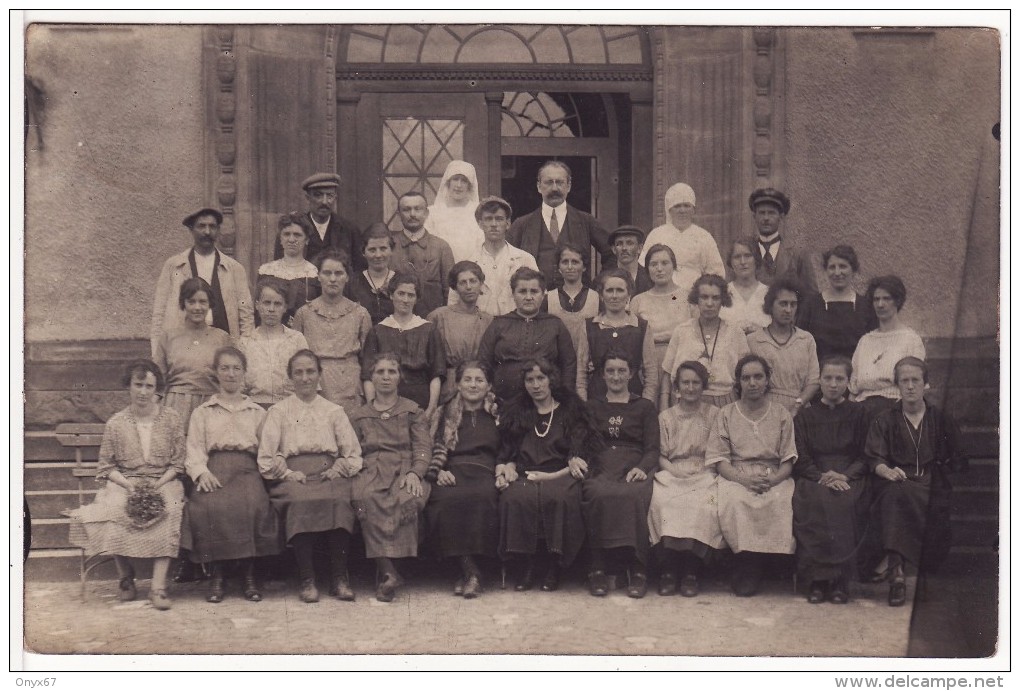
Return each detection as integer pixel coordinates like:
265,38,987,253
426,160,482,263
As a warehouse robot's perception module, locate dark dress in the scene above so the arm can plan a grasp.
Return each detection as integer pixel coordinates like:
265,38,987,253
796,293,874,362
478,311,577,402
424,408,500,558
582,396,660,565
497,405,588,567
864,402,963,572
347,271,394,325
792,399,870,581
582,316,651,400
362,318,447,410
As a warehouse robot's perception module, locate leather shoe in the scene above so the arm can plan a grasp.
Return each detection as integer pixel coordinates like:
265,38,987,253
462,574,482,599
732,558,762,597
588,570,609,597
679,574,699,598
888,579,907,607
376,573,399,603
329,575,355,601
118,576,137,602
514,563,536,592
627,571,648,599
453,577,466,596
206,576,225,603
541,565,560,592
149,589,172,611
299,578,320,603
807,581,827,604
658,572,677,596
243,576,262,602
829,580,849,605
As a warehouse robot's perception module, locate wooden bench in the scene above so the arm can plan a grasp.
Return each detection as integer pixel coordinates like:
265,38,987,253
54,422,113,600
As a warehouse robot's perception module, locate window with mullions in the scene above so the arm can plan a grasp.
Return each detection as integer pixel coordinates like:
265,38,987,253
381,118,464,228
501,92,609,138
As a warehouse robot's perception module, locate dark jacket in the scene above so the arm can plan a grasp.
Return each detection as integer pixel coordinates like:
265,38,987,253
507,204,613,286
275,212,365,272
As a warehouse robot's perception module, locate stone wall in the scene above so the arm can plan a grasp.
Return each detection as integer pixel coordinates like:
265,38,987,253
25,25,206,342
781,27,1000,339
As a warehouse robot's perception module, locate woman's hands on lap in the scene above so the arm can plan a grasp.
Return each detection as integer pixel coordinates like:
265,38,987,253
401,472,424,497
567,457,589,479
436,469,457,487
625,467,648,483
196,472,223,492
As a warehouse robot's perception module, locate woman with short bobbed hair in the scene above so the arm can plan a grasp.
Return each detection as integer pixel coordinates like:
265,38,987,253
156,277,233,433
706,354,797,597
720,237,771,335
629,244,696,387
427,261,494,404
746,277,819,415
660,273,749,410
479,266,576,402
68,359,186,610
850,275,925,418
348,223,397,325
291,248,373,411
797,245,874,361
257,213,321,325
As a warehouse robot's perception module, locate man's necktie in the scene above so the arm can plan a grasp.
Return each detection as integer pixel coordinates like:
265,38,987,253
549,208,560,243
760,236,780,273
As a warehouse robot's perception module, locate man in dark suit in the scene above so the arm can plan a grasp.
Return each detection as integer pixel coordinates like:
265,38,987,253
274,172,365,271
507,160,613,286
749,187,818,293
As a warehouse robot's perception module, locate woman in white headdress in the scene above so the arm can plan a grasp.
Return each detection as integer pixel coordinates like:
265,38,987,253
639,183,726,293
426,160,482,263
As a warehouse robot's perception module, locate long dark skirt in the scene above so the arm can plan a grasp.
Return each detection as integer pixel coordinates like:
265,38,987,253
498,474,584,568
871,466,952,572
182,451,283,563
792,477,868,581
581,476,654,565
425,462,499,558
267,453,357,542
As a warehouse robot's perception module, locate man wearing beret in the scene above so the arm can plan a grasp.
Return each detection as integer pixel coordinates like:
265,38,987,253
508,160,613,287
748,187,818,293
150,208,254,356
275,172,365,271
610,225,653,295
449,195,539,316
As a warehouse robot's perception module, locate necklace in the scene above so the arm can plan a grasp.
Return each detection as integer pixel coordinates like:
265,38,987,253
767,324,793,346
373,399,398,420
698,319,721,376
534,403,558,438
366,269,390,294
903,410,925,477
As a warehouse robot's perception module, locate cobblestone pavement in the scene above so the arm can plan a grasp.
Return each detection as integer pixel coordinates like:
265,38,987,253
22,571,914,659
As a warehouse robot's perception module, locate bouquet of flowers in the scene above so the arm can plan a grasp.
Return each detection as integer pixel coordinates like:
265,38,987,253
125,482,166,529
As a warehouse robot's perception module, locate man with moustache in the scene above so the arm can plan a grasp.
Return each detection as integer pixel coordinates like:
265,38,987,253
507,160,613,287
610,225,653,295
449,195,538,316
389,190,455,317
275,172,365,271
748,188,817,292
151,208,254,357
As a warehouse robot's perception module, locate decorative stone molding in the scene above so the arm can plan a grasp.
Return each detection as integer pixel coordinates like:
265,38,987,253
335,67,653,82
751,27,775,182
651,28,666,227
213,27,237,254
324,27,339,172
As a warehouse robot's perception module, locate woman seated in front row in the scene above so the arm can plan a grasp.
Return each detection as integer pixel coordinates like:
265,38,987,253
705,354,797,597
792,355,870,605
424,361,501,599
257,350,363,604
581,350,660,598
348,352,432,603
864,356,963,608
647,360,724,598
182,346,283,604
496,358,600,592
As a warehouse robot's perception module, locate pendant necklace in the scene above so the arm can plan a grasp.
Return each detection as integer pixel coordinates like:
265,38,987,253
699,319,720,380
903,411,924,477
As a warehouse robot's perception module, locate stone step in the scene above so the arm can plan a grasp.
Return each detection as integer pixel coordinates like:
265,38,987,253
29,519,74,550
957,457,999,486
25,462,98,491
950,515,999,549
951,486,999,517
959,427,999,457
24,549,123,582
26,490,97,520
25,431,101,463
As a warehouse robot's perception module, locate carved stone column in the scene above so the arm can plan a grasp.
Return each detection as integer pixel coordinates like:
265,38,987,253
206,26,239,257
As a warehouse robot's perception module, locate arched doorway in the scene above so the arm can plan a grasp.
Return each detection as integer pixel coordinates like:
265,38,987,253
335,25,653,235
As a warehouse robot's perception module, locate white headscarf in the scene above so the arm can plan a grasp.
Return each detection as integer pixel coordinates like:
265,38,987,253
426,160,481,263
664,182,696,217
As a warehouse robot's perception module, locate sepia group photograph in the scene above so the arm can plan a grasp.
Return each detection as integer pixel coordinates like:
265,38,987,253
12,9,1008,678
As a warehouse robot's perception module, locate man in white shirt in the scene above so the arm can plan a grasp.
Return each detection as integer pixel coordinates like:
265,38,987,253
450,196,538,316
639,182,726,292
150,208,254,356
748,187,818,293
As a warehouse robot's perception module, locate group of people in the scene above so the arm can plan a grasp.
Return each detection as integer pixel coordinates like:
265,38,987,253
68,160,963,612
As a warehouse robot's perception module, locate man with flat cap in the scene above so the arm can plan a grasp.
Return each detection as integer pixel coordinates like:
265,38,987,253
275,172,364,271
449,195,539,316
508,160,613,287
610,225,653,296
748,187,817,292
150,208,254,356
639,182,725,292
